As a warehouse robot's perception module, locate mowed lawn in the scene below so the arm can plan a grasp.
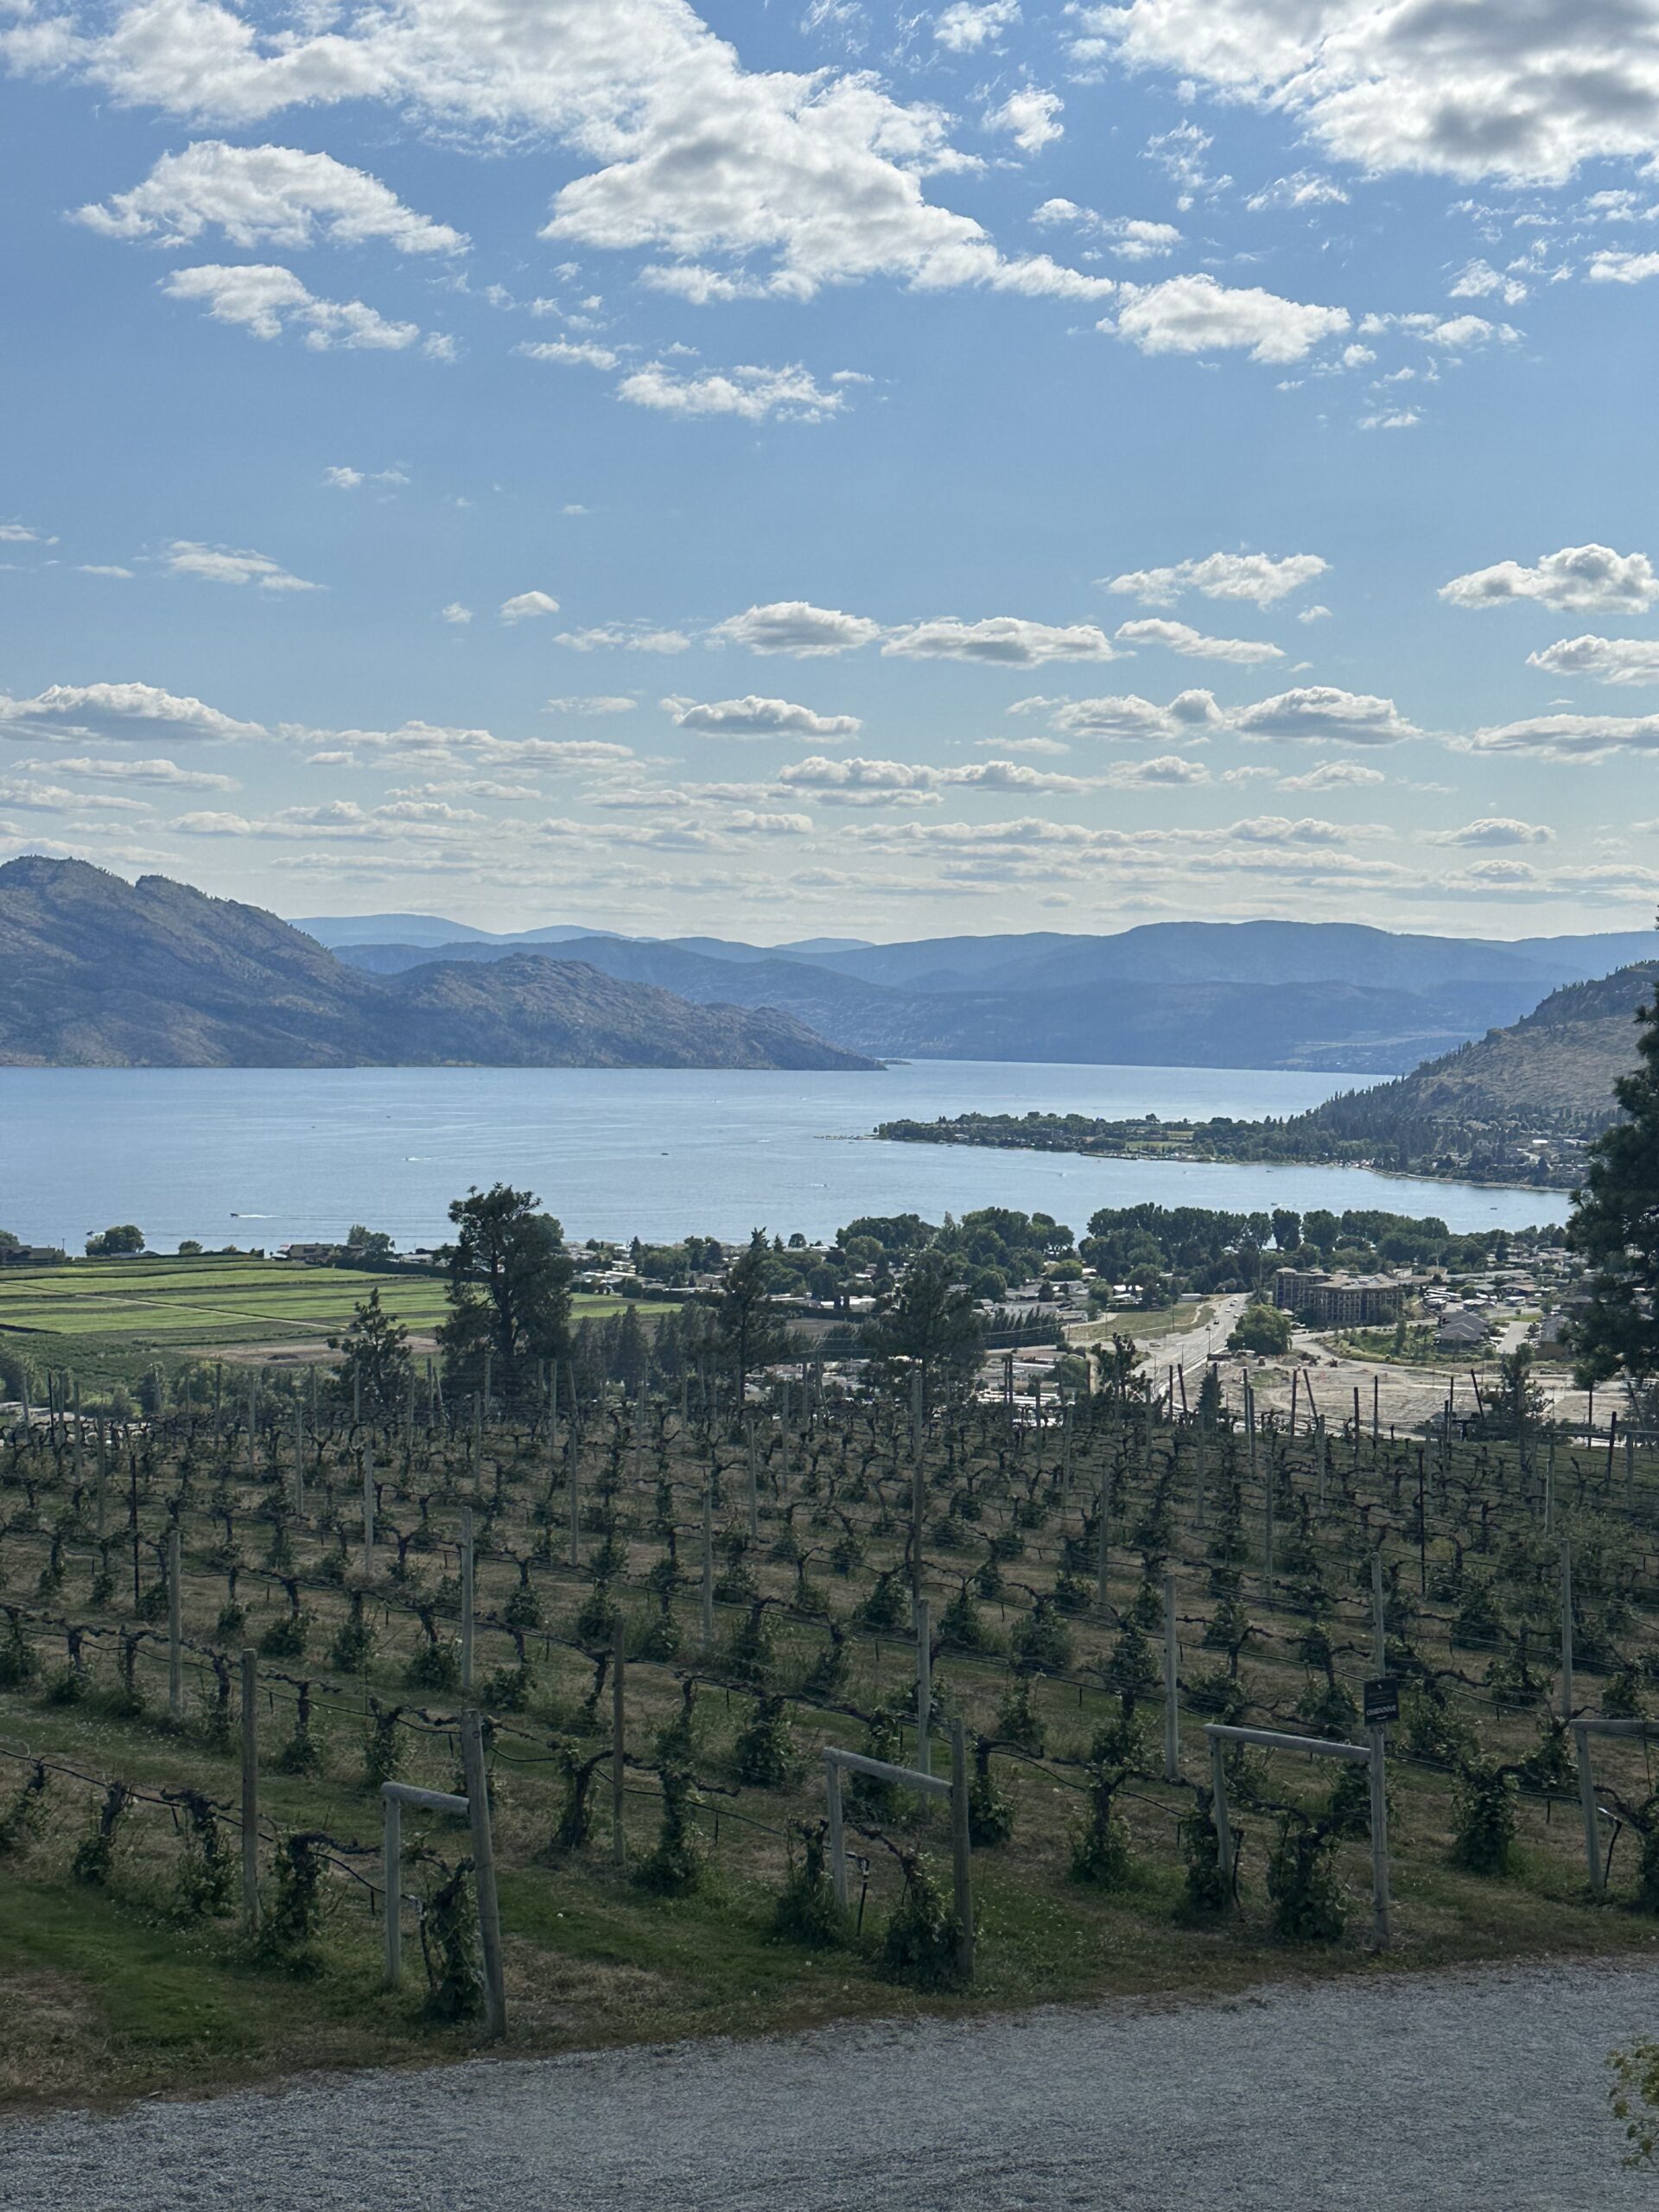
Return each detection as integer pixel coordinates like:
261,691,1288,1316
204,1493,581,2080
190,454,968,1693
0,1257,666,1348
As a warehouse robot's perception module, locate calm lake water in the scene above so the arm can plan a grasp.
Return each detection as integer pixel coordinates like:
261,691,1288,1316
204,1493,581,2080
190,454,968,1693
0,1062,1569,1250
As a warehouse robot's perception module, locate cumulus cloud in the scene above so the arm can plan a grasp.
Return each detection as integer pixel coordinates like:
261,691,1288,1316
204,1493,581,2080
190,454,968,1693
986,87,1063,154
0,681,264,744
1527,633,1659,684
20,753,238,790
442,602,473,624
1107,274,1348,362
1031,198,1180,257
1246,170,1349,212
1426,817,1556,847
1114,617,1283,664
74,142,465,252
1358,310,1521,349
556,624,692,653
518,338,621,370
880,617,1120,666
1048,689,1223,742
709,601,884,656
162,263,421,349
499,590,561,623
165,541,319,591
1588,250,1659,284
1440,543,1659,613
665,695,862,739
1461,711,1659,760
1230,686,1421,747
1105,551,1328,609
617,360,847,421
1450,257,1529,306
1070,0,1659,185
934,0,1020,50
6,0,1135,308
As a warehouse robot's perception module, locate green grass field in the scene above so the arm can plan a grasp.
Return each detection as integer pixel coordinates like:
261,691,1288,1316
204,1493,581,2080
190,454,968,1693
0,1257,667,1356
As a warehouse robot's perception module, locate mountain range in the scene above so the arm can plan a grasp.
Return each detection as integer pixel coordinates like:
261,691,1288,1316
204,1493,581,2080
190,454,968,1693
0,860,876,1070
308,912,1658,1074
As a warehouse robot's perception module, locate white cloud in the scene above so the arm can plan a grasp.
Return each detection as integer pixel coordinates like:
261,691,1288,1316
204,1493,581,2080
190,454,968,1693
1462,711,1659,760
544,695,637,715
1031,199,1181,259
500,590,561,623
1246,171,1349,212
709,601,884,657
1359,410,1421,430
1231,685,1421,747
986,87,1063,154
1588,250,1659,284
323,466,364,489
76,564,134,577
174,810,255,836
22,753,238,790
75,142,465,253
1107,274,1348,362
665,695,862,739
556,624,693,653
934,1,1020,51
1528,633,1659,685
1114,617,1283,664
1105,550,1328,609
517,338,621,370
442,602,474,624
1359,310,1521,349
616,361,848,421
881,616,1121,665
1440,543,1659,613
1049,689,1223,742
31,0,1109,308
1450,257,1529,306
1274,760,1385,792
162,263,420,349
1426,817,1556,848
165,540,319,591
1072,0,1659,185
0,681,264,744
1298,603,1332,624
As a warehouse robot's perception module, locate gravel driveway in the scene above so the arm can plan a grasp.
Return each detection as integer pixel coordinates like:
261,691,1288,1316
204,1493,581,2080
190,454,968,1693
4,1960,1654,2211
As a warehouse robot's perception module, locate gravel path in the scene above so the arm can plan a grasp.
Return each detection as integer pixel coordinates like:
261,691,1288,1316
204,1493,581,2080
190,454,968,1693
4,1961,1655,2210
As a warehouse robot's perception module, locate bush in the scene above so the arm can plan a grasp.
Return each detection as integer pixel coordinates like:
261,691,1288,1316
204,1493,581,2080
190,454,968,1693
967,1740,1014,1847
634,1769,703,1897
734,1694,796,1788
1179,1793,1232,1915
419,1863,481,2022
1451,1758,1516,1875
880,1855,963,1989
1266,1816,1346,1942
773,1823,842,1947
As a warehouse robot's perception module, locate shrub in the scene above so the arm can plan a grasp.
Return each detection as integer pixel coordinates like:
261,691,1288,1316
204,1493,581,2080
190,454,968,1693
1451,1758,1516,1875
634,1768,703,1897
734,1694,796,1789
880,1854,963,1989
419,1862,481,2022
967,1739,1014,1847
1179,1793,1231,1915
1266,1816,1346,1942
773,1823,842,1947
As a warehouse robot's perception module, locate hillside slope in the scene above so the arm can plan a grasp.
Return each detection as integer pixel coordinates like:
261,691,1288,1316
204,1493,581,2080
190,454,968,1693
0,858,876,1071
337,932,1553,1072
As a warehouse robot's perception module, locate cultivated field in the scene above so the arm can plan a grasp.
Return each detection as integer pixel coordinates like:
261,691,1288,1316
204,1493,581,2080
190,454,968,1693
1,1368,1657,2111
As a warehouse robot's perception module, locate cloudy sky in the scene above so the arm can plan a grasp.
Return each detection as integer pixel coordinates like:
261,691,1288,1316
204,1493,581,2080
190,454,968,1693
4,0,1659,940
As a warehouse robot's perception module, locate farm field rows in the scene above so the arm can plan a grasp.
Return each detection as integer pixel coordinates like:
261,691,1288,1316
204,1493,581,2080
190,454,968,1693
0,1261,665,1349
2,1371,1658,2108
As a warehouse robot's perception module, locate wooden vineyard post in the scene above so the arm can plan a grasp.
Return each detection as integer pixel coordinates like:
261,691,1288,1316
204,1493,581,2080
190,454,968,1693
1561,1538,1575,1720
167,1521,182,1721
950,1719,975,1985
361,1444,375,1580
611,1615,627,1870
911,1368,925,1604
239,1649,259,1929
1162,1572,1179,1782
914,1595,932,1778
460,1504,475,1695
459,1712,506,2042
824,1751,848,1912
383,1790,403,1985
701,1484,715,1651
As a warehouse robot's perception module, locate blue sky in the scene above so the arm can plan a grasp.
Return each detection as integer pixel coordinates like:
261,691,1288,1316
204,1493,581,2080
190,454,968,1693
3,0,1659,940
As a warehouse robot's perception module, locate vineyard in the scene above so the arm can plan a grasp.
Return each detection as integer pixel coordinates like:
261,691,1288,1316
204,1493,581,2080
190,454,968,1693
3,1363,1659,2106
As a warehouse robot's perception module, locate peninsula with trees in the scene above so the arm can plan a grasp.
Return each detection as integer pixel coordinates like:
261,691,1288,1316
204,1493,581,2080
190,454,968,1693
876,959,1659,1192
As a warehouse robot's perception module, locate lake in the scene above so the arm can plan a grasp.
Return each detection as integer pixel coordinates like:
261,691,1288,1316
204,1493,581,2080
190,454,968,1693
0,1062,1568,1250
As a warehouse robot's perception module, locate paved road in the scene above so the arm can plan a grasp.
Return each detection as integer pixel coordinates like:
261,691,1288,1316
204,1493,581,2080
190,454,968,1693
5,1961,1656,2211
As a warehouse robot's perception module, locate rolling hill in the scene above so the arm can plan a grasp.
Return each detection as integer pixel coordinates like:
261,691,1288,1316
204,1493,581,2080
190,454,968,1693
0,859,877,1071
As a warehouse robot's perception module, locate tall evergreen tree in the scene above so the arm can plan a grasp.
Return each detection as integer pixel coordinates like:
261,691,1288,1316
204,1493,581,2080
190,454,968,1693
861,1249,984,1415
1570,988,1659,1417
438,1183,572,1404
714,1229,789,1410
